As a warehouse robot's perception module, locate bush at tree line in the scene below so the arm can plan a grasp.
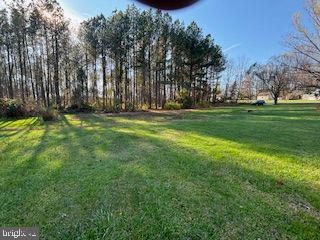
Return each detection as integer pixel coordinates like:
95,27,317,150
164,101,182,110
41,108,58,122
0,99,26,118
177,90,193,109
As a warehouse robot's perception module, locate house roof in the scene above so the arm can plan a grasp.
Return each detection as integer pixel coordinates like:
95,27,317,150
257,91,269,96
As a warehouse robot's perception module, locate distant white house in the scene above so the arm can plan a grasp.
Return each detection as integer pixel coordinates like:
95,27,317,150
257,91,272,101
257,90,320,101
294,89,320,100
302,93,320,100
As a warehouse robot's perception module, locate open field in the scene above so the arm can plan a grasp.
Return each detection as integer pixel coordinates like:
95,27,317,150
0,104,319,239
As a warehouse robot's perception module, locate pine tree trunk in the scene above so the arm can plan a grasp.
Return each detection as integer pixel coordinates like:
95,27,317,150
102,52,107,109
53,35,61,107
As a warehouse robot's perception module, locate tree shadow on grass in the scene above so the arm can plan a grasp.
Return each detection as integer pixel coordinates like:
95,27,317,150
0,120,15,129
0,123,51,227
0,118,39,139
60,112,320,206
163,108,320,163
68,121,320,239
0,113,319,239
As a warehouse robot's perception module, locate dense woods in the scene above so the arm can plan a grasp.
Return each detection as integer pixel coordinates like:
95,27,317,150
1,0,319,117
0,0,225,112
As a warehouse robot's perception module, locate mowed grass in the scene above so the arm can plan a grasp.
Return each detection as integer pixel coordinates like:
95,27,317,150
238,99,320,104
0,104,319,239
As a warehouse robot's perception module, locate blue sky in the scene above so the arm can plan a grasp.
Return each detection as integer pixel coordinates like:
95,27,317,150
59,0,305,63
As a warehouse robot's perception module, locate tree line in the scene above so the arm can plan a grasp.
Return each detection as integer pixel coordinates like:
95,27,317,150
222,0,320,105
0,0,225,111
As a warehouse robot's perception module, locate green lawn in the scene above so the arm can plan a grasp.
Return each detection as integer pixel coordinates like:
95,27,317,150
238,99,320,104
0,104,319,239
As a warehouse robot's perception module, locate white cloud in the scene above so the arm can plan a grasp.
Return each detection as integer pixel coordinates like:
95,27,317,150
224,43,241,52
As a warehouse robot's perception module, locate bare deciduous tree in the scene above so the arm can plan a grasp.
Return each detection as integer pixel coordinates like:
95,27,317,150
285,0,320,88
253,59,291,105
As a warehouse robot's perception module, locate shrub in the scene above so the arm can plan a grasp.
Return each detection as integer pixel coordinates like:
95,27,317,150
24,101,42,117
79,103,95,113
41,108,58,121
68,104,79,111
177,90,193,109
164,101,182,110
66,103,95,113
105,106,120,113
139,104,150,111
0,99,6,117
125,102,136,112
112,99,122,113
0,98,43,118
196,101,212,108
5,99,26,118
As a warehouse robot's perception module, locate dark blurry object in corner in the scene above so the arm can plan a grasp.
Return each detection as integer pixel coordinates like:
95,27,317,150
136,0,199,10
